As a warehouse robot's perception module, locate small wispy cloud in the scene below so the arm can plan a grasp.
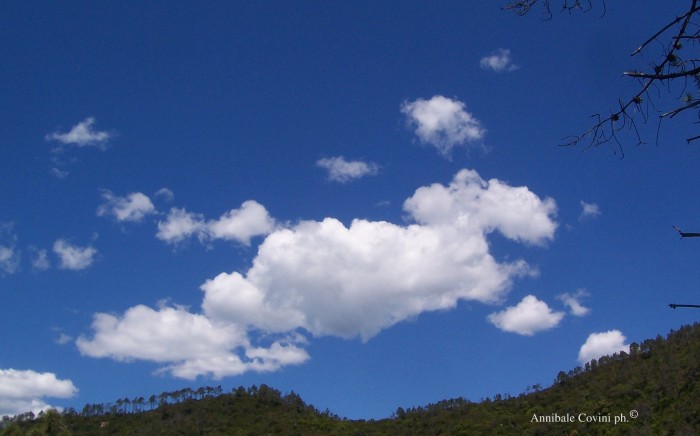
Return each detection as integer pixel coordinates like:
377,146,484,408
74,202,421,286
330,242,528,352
55,333,73,345
557,289,590,316
29,247,50,271
0,223,20,275
579,201,601,221
154,188,175,203
316,156,379,183
45,117,112,149
45,117,114,178
50,167,70,179
53,240,97,271
480,48,519,73
97,191,156,223
0,246,19,275
156,208,206,245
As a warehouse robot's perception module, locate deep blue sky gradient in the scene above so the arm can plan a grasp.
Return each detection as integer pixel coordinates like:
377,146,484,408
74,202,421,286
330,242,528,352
2,0,699,420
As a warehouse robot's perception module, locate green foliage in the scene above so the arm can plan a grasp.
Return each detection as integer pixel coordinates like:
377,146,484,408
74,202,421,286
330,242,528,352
4,323,700,434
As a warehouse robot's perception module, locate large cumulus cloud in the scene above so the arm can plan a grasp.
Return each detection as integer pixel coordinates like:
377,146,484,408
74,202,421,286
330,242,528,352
78,169,558,378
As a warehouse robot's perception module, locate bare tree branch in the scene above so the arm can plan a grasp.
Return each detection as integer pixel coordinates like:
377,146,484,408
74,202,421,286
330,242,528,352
506,0,700,151
624,66,700,81
503,0,603,19
669,303,700,309
631,5,700,56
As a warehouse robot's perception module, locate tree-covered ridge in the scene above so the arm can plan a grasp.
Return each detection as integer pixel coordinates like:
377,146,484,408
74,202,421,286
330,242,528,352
1,384,348,435
3,323,700,434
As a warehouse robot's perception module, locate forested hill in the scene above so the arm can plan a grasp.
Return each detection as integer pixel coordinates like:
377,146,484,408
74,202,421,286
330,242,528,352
3,323,700,435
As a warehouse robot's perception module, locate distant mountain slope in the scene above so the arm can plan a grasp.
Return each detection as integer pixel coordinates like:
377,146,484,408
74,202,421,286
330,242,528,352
4,323,700,435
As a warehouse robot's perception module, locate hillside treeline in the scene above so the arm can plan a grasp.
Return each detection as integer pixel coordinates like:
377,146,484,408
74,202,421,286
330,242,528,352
3,323,700,434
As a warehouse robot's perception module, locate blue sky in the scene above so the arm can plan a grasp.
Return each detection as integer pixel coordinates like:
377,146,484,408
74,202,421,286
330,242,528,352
2,0,700,420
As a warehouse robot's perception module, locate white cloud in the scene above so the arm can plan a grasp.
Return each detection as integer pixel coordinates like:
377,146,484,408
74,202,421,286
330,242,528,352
401,95,486,157
45,117,111,149
202,169,556,341
53,239,97,270
557,290,590,316
200,220,531,341
29,247,50,271
403,169,557,246
97,191,156,223
578,330,629,364
0,223,20,275
480,48,519,72
50,167,69,179
207,201,277,245
154,187,175,202
488,295,565,336
316,156,380,183
0,246,19,275
76,304,309,379
156,201,275,246
55,333,73,345
0,369,77,417
80,169,558,377
579,201,601,221
156,208,206,244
